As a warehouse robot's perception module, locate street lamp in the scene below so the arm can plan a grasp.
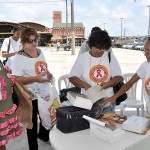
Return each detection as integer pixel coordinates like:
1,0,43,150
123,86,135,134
124,28,126,37
70,0,75,55
120,18,124,38
148,6,150,36
66,0,68,45
103,23,106,30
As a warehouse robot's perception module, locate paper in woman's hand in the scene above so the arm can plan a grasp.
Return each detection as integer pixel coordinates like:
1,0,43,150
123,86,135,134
84,85,108,103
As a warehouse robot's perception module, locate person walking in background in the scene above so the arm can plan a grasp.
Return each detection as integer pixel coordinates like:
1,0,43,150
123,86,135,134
11,27,53,150
78,26,101,55
57,41,60,51
0,64,22,150
1,26,22,69
69,30,122,112
101,37,150,115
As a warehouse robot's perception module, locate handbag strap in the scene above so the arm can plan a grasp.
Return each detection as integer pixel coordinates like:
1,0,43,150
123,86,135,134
108,51,111,63
108,51,123,81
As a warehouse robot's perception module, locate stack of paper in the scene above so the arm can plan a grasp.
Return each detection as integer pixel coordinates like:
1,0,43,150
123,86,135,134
83,115,126,144
122,116,150,134
84,85,108,104
67,92,92,109
66,86,110,110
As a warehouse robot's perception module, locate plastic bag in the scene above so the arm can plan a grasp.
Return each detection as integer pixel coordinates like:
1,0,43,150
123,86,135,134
38,85,61,130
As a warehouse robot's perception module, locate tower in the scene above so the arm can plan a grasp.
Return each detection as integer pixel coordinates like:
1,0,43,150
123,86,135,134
53,11,62,24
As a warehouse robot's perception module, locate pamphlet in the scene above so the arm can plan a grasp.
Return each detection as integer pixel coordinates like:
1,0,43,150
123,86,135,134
122,115,150,134
66,85,109,109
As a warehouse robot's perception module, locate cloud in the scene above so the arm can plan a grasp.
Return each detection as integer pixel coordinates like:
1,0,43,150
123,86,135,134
0,0,149,36
0,1,66,27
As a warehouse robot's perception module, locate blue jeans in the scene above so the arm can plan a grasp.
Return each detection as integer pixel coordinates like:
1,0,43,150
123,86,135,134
103,103,115,113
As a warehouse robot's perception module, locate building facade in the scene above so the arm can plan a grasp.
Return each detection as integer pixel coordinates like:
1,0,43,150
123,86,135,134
0,11,85,46
52,11,85,46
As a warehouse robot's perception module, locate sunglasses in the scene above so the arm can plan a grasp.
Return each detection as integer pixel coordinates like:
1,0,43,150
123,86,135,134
27,39,38,44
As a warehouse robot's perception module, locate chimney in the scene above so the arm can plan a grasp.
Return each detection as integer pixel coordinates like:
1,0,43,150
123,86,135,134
53,11,62,24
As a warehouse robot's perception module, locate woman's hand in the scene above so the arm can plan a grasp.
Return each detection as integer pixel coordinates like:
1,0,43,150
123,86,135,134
100,96,116,108
47,72,53,80
35,73,50,83
84,84,92,91
100,81,109,89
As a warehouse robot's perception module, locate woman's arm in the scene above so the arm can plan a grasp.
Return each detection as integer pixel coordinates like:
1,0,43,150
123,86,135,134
101,73,140,106
69,76,91,90
47,70,53,81
100,76,122,89
2,51,18,58
14,73,50,85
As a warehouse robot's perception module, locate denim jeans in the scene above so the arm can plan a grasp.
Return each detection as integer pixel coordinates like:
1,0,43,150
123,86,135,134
103,103,115,113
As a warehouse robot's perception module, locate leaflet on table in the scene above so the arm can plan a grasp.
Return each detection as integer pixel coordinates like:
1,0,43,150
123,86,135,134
122,115,150,134
66,85,109,110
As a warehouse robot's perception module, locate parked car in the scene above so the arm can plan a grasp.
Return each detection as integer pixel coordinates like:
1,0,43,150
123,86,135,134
132,43,140,50
121,44,128,49
125,43,135,49
63,45,71,51
47,43,52,47
134,43,144,51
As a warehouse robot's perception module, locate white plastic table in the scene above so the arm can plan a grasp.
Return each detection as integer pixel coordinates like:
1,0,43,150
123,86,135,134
49,126,150,150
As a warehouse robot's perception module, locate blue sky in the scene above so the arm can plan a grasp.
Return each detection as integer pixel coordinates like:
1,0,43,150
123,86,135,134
0,0,150,37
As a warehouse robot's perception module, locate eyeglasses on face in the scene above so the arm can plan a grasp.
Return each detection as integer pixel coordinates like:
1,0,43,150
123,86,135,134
94,48,106,52
27,39,38,44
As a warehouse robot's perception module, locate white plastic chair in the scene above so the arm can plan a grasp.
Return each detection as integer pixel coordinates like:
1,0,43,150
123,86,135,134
58,74,73,92
58,74,74,106
121,73,145,116
115,103,125,115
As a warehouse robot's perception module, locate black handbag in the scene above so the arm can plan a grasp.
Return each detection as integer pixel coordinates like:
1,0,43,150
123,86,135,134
59,87,81,103
113,80,127,105
56,106,95,133
108,52,127,105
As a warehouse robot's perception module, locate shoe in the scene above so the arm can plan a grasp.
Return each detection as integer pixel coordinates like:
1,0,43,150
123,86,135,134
37,135,51,145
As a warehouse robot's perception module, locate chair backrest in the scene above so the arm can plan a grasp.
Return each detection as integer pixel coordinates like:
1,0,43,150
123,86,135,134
122,73,144,101
58,74,73,92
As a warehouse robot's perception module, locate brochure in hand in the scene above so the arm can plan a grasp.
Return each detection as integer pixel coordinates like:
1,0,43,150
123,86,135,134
66,85,109,110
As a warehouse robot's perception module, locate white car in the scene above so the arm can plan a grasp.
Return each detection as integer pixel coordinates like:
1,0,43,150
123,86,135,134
125,43,135,49
121,44,128,49
134,43,144,51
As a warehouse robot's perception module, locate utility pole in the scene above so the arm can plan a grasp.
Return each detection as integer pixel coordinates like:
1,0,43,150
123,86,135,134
120,18,124,38
66,0,68,45
148,6,150,36
124,28,126,37
104,23,106,30
70,0,75,55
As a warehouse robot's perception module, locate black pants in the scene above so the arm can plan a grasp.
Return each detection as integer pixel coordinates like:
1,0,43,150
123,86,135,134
27,100,50,150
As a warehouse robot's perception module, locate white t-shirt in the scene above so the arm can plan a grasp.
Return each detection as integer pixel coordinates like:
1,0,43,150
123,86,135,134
69,51,122,96
78,40,90,55
136,61,150,112
11,51,50,100
1,37,22,69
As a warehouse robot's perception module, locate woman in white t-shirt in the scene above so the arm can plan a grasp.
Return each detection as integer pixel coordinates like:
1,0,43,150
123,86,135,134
11,28,53,150
69,30,122,113
103,37,150,115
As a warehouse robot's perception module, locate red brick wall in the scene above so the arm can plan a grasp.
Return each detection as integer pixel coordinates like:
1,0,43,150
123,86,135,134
53,11,62,24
